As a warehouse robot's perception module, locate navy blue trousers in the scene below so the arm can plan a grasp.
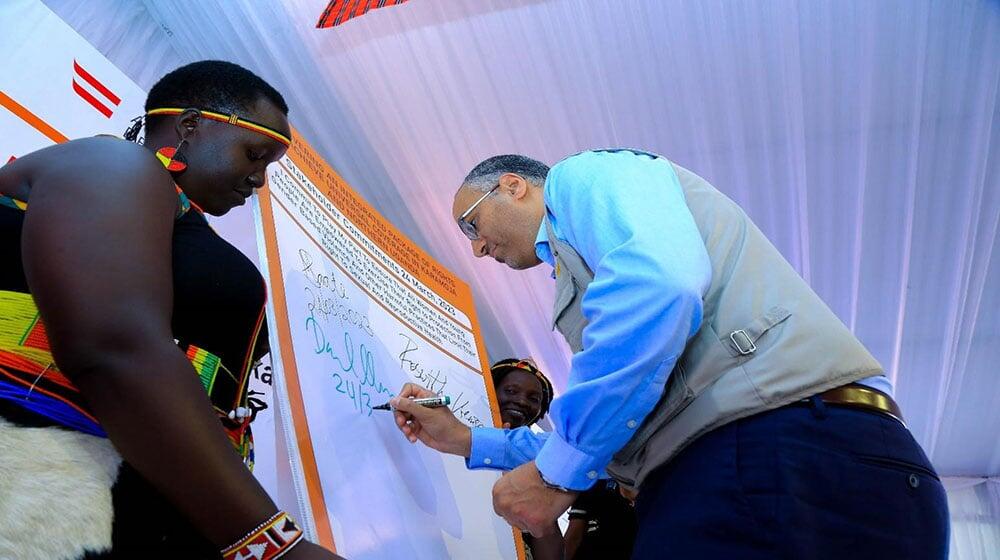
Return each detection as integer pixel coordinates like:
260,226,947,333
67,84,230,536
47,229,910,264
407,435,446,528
631,400,950,559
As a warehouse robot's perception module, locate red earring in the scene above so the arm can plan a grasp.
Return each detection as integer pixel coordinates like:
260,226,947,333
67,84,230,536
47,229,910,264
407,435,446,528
156,139,187,172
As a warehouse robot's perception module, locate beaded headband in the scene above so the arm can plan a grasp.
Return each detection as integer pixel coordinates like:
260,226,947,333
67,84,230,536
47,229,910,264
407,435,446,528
146,107,291,146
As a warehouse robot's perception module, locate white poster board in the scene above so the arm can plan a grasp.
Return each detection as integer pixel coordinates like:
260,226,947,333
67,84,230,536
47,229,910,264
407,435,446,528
255,132,521,560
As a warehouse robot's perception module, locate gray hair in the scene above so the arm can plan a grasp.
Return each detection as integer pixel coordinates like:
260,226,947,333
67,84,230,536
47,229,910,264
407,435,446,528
461,154,550,193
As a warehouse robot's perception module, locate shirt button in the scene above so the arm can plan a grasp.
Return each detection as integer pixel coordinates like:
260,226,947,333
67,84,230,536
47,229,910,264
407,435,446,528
908,473,920,488
627,420,637,429
484,458,492,465
587,471,598,480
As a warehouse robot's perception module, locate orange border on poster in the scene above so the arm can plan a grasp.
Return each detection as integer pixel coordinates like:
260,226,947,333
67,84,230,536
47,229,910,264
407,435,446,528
256,163,338,551
0,90,70,143
257,128,522,558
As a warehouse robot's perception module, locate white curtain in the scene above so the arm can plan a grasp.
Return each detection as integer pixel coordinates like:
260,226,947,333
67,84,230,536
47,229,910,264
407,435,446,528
39,1,1000,556
945,478,1000,560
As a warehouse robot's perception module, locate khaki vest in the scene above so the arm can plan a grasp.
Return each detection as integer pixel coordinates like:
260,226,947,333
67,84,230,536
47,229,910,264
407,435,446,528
546,151,882,490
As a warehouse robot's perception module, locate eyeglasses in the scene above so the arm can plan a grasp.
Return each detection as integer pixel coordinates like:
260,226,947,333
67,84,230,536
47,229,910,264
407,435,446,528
456,184,499,240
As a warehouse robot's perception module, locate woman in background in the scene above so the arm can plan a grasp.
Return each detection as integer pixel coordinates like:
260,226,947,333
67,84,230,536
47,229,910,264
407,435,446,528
0,60,341,560
490,358,637,560
489,358,562,560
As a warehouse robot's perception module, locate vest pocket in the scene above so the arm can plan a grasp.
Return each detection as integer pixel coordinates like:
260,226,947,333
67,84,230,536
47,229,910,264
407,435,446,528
552,268,586,350
613,360,695,465
551,274,575,329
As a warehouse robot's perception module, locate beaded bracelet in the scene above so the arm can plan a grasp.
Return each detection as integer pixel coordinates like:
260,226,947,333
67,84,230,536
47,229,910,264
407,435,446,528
221,511,304,560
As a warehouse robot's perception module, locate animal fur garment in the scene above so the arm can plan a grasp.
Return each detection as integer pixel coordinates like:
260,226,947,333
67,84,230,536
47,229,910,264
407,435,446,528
0,418,121,559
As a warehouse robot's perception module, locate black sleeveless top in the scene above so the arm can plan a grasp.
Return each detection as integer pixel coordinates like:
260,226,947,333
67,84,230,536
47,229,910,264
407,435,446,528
2,189,272,555
0,189,268,465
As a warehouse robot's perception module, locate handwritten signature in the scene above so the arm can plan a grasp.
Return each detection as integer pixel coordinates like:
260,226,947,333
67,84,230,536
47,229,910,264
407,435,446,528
299,249,347,298
306,309,393,416
396,333,483,428
300,249,374,337
397,333,449,395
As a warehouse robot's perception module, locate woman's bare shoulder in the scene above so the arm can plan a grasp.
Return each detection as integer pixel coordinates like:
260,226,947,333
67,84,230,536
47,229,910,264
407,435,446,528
1,137,172,203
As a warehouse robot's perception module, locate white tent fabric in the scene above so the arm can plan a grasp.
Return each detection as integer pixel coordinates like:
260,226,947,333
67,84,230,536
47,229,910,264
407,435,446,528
40,0,1000,556
947,478,1000,559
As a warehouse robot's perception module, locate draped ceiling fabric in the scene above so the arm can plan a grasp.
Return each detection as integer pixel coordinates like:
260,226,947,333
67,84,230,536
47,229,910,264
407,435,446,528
41,0,1000,555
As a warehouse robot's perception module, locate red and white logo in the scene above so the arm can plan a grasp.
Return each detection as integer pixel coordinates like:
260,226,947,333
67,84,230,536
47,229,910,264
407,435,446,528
71,59,121,118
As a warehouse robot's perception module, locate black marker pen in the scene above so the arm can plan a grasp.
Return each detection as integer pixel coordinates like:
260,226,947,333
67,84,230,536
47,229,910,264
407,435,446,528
372,396,451,411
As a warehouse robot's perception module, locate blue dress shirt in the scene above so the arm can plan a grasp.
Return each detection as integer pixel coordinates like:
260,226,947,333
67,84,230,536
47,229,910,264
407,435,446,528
467,149,891,490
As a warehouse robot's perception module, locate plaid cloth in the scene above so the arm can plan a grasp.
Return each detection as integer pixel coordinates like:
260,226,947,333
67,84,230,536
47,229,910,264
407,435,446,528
316,0,410,28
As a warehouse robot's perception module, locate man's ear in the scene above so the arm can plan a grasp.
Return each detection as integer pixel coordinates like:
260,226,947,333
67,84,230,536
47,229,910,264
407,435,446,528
500,172,530,200
174,108,202,141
